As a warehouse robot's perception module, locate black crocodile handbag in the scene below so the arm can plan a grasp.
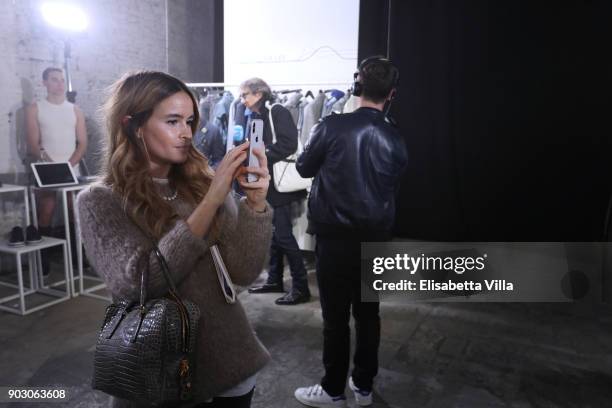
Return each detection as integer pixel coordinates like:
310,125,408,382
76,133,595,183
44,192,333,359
92,245,200,406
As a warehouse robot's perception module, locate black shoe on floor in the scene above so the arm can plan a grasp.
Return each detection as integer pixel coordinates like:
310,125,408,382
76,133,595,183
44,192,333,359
275,290,311,305
25,225,43,245
248,283,285,294
8,227,25,247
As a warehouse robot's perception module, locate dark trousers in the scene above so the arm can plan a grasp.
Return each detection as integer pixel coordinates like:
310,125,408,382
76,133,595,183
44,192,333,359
267,203,309,293
316,235,380,396
195,387,254,408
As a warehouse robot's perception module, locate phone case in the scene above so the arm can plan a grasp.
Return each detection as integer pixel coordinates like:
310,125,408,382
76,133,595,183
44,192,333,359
247,119,265,182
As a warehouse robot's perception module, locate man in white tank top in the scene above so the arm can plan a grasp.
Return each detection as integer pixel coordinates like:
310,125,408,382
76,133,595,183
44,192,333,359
25,67,88,273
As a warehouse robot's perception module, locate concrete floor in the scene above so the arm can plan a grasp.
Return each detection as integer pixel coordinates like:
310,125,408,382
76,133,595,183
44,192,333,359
1,254,612,408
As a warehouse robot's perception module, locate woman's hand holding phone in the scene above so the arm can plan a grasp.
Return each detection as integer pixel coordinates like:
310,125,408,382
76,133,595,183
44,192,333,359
238,146,269,212
188,142,249,238
206,141,249,208
205,132,269,213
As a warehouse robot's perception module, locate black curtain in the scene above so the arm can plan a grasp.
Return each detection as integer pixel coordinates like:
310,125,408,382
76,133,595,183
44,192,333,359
360,0,611,241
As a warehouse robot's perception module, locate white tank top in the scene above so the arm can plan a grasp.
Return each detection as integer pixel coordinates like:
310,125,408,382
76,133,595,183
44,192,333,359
36,99,77,162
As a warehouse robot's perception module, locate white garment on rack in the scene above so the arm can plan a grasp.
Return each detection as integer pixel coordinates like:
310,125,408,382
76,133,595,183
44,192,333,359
343,95,360,114
332,92,351,114
282,91,303,127
300,92,326,145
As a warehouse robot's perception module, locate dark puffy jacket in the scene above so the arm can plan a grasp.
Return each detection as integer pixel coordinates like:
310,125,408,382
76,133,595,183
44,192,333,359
296,107,408,238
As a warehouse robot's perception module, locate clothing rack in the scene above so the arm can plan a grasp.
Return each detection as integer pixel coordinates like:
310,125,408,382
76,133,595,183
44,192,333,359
186,81,353,253
186,82,351,89
275,88,302,94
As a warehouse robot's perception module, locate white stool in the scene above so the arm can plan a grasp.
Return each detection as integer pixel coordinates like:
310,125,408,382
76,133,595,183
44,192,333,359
0,237,71,315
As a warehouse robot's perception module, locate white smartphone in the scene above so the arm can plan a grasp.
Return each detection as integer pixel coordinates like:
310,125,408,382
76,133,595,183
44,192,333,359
247,119,265,182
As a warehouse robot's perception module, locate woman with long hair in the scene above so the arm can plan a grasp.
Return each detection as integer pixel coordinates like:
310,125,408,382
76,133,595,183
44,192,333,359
77,71,273,407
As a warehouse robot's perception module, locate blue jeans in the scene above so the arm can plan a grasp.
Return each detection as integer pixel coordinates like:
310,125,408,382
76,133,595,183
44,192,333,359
267,203,309,294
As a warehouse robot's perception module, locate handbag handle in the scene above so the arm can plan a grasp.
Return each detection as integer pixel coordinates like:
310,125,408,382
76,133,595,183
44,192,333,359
265,101,304,157
126,212,181,307
139,245,181,309
265,101,278,145
137,243,193,355
125,208,193,363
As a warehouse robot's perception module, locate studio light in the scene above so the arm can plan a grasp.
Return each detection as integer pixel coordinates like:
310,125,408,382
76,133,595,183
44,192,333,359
40,2,88,32
40,2,89,102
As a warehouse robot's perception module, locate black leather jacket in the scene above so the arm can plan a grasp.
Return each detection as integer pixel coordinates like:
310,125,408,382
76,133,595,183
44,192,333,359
296,107,408,238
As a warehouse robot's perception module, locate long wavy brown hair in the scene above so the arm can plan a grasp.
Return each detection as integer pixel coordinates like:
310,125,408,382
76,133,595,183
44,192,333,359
101,71,215,239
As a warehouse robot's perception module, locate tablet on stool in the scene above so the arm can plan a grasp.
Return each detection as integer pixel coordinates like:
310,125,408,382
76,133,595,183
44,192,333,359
31,162,79,188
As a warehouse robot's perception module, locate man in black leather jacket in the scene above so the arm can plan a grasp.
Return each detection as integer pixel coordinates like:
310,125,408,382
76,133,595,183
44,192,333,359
294,57,408,407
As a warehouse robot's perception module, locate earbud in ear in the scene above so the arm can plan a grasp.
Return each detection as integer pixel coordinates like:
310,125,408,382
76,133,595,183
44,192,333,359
352,72,363,97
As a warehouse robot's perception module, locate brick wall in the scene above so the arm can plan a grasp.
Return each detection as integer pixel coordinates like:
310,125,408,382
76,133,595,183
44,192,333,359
0,0,218,179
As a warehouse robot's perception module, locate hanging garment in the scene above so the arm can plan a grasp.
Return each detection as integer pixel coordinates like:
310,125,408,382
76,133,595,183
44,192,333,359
300,91,326,145
273,93,287,104
212,91,234,133
343,94,360,114
198,93,221,126
282,91,303,126
332,91,351,114
322,89,345,117
228,98,240,135
297,98,309,145
194,121,226,169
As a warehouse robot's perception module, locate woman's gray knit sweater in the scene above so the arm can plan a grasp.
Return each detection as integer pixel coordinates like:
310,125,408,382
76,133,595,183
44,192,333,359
76,183,273,403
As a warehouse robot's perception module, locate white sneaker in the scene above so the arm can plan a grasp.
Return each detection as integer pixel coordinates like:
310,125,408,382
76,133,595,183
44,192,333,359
294,384,347,407
349,377,373,406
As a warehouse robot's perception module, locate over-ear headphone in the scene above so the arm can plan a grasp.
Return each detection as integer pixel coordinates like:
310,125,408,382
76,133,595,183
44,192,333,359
352,56,399,98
